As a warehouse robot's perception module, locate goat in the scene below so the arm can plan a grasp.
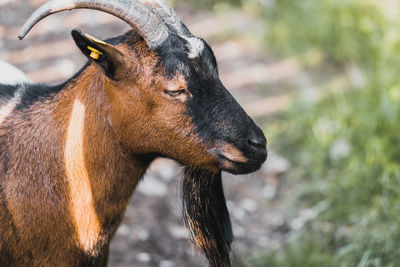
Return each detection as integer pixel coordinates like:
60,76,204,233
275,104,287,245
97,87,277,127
0,0,267,266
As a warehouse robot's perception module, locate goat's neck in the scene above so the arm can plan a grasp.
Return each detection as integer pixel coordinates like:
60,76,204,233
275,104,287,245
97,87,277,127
70,67,151,202
53,65,152,248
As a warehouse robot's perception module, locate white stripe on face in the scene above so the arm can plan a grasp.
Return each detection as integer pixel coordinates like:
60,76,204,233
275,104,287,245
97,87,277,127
184,36,205,59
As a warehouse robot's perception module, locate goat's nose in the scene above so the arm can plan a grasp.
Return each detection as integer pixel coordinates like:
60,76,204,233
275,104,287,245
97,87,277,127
247,129,267,154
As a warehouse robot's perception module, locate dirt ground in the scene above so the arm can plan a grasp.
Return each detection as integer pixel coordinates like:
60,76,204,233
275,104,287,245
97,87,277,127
0,1,291,266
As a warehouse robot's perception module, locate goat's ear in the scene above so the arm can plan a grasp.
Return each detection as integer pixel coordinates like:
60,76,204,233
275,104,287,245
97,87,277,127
71,29,126,80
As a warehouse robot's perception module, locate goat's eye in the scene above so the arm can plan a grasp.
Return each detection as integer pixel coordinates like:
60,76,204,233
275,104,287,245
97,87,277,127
165,89,186,97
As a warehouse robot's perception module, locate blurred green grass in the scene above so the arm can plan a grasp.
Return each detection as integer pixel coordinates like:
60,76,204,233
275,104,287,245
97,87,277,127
249,0,400,266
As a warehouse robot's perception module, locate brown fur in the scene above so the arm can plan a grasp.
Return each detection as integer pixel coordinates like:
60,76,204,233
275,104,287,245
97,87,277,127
0,25,265,265
0,34,217,265
103,35,218,169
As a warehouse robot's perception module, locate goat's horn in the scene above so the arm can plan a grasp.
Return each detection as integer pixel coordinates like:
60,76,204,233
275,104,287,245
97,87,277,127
18,0,169,49
142,0,191,37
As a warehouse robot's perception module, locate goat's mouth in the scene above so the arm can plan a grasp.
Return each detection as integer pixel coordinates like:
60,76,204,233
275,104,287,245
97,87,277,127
217,152,267,175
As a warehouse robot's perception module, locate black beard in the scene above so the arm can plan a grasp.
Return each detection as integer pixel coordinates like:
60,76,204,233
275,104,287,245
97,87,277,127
182,167,233,267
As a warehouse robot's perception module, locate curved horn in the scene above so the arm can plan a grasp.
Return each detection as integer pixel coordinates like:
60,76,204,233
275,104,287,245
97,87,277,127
141,0,206,59
142,0,191,37
18,0,169,49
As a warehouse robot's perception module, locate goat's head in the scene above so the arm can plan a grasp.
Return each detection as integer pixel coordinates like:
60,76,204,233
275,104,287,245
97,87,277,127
20,0,267,266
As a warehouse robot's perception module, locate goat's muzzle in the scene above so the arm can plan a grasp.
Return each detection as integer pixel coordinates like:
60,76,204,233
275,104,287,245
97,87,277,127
216,126,267,175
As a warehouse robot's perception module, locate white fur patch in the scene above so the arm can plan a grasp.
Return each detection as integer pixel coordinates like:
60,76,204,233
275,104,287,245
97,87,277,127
0,60,31,85
64,99,101,254
183,36,204,59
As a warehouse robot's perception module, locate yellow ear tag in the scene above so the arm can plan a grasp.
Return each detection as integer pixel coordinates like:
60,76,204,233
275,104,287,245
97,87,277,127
87,46,103,60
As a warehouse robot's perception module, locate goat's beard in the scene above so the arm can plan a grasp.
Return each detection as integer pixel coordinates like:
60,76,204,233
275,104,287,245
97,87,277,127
182,167,233,267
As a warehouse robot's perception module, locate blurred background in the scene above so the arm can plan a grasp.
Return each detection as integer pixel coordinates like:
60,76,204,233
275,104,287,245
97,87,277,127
1,0,399,266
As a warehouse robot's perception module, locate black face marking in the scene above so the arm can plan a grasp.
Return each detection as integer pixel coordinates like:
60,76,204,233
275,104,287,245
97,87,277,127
198,41,218,77
156,34,190,78
156,35,217,78
187,80,267,172
157,33,267,172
